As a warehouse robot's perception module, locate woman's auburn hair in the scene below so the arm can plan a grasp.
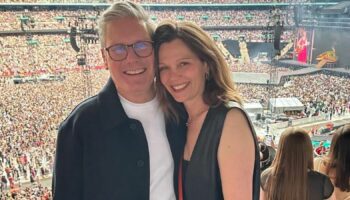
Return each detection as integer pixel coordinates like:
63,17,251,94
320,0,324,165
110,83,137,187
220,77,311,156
153,20,242,122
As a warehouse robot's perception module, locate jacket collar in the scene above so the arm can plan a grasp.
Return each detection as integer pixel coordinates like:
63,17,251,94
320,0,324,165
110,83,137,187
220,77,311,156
97,78,129,130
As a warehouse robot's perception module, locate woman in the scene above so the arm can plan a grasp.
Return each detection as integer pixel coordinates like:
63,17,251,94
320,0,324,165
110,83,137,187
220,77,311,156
260,127,334,200
153,20,260,200
297,29,308,63
314,124,350,200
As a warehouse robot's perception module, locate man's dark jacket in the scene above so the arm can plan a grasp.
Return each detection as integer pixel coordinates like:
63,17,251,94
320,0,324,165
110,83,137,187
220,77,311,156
52,78,186,200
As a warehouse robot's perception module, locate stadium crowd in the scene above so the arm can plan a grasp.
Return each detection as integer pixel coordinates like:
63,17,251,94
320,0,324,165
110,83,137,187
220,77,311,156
230,63,292,73
0,70,109,198
237,73,350,118
1,9,294,31
0,6,295,77
0,35,103,77
1,66,349,199
1,1,349,198
1,184,51,200
208,29,293,42
1,33,295,76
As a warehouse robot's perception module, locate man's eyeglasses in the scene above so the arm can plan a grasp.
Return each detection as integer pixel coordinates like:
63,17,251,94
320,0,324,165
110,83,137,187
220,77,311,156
105,41,153,61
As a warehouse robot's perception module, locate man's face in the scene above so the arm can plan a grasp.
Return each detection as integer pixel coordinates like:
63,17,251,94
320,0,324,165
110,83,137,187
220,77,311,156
102,17,155,103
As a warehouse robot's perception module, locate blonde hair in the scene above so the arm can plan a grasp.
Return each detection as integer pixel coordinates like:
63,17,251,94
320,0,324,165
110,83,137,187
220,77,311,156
262,127,314,200
97,1,155,48
153,20,242,122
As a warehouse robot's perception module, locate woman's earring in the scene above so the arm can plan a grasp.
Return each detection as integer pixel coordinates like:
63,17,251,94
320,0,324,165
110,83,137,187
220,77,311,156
205,71,209,80
204,62,209,80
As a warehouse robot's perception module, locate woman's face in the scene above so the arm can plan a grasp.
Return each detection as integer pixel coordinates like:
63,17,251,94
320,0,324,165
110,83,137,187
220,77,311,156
158,38,207,105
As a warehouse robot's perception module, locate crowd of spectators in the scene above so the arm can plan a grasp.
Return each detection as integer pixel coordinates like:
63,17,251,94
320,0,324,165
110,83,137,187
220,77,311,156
1,8,294,31
209,29,294,42
0,6,295,78
1,183,51,200
150,9,294,26
0,70,109,198
0,31,294,76
237,73,350,118
231,63,292,73
1,10,97,31
0,3,348,198
0,35,103,77
1,72,348,168
1,67,349,198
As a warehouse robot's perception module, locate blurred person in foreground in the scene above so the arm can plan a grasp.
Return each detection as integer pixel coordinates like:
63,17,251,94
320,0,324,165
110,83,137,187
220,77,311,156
260,127,334,200
153,20,260,200
52,2,186,200
259,141,276,173
314,124,350,200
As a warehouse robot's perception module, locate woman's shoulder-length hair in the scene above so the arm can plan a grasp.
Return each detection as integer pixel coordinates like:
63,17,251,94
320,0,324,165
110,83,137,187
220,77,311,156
153,20,242,122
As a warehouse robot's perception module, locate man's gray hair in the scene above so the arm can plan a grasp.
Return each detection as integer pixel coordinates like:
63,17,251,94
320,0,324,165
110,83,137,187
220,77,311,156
97,1,155,48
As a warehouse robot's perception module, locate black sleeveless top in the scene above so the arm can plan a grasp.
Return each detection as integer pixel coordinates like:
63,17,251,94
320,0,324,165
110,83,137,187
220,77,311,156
181,103,260,200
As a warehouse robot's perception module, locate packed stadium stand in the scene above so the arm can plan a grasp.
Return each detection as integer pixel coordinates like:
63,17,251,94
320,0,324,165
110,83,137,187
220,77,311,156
1,0,349,199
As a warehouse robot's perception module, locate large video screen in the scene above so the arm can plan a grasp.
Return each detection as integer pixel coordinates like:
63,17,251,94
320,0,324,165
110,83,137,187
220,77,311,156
294,28,313,64
312,29,350,68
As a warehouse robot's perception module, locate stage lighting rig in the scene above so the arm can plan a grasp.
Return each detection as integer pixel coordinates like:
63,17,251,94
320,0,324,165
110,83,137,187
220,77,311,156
67,12,99,98
68,14,99,54
266,7,284,56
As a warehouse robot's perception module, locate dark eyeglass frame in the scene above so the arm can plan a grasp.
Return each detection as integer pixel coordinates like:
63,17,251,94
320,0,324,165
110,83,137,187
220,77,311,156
105,41,153,61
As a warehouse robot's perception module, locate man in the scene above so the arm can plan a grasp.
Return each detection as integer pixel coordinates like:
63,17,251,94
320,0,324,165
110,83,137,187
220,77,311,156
52,2,186,200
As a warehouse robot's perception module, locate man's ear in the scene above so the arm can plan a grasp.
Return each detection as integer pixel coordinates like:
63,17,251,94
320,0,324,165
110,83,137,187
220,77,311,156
101,49,108,70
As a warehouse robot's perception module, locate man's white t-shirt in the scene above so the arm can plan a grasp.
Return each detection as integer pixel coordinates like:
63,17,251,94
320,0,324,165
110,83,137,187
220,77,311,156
119,95,176,200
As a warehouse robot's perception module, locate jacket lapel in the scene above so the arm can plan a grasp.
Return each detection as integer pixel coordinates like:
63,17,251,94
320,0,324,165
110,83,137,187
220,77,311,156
97,78,129,131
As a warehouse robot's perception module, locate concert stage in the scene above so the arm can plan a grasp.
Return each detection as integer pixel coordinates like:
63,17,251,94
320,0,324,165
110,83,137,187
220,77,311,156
271,59,316,68
274,61,350,83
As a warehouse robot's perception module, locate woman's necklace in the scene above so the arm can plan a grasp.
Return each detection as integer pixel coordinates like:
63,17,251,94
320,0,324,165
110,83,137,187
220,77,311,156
186,108,209,127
